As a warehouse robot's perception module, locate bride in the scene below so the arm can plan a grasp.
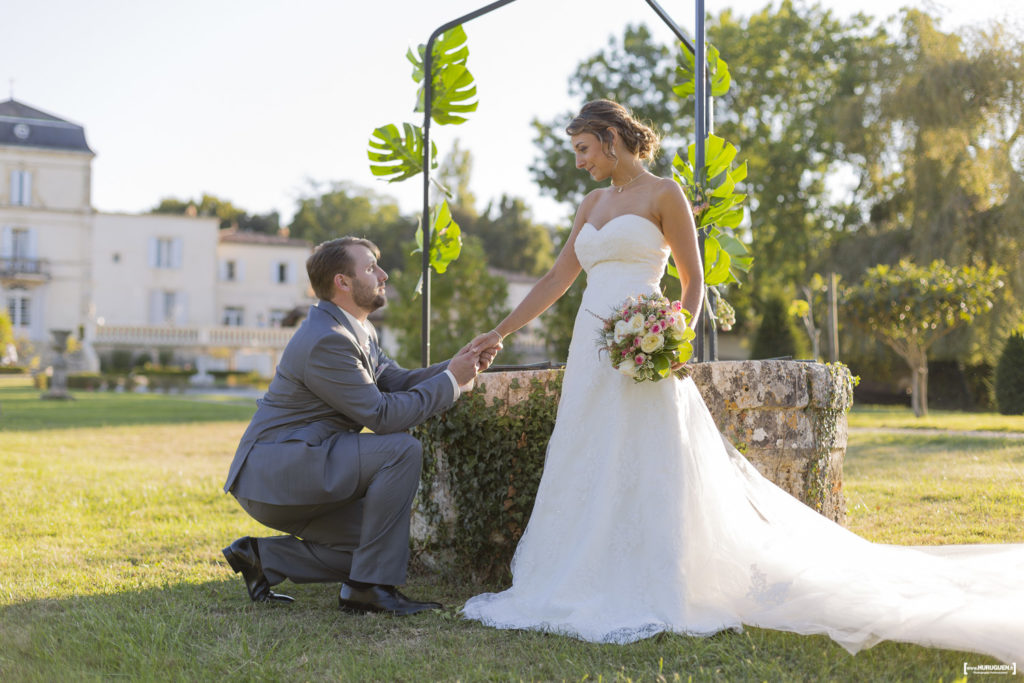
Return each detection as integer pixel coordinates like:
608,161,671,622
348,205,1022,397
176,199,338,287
462,99,1024,663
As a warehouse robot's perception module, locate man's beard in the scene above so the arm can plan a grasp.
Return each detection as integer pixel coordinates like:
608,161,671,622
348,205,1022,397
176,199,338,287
352,280,386,312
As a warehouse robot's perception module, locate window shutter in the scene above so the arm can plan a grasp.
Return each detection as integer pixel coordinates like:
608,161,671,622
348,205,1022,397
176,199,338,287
237,260,245,282
9,172,17,205
22,172,31,205
171,238,183,269
1,227,11,257
219,260,227,281
27,229,37,258
175,292,189,325
148,238,158,267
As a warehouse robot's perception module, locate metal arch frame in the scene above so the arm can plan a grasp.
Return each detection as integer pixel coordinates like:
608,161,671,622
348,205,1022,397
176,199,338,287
420,0,711,366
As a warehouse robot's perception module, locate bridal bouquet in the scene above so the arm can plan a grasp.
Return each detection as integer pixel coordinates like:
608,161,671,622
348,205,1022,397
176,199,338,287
595,294,695,382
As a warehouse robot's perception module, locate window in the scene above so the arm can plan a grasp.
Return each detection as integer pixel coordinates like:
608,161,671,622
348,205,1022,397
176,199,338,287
223,306,244,326
276,262,289,284
225,260,236,281
148,290,187,325
10,229,30,258
10,170,31,206
149,237,182,269
6,288,30,327
269,309,288,327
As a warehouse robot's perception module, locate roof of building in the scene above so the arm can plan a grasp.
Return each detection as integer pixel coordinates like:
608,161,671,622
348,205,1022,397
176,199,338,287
0,99,93,153
219,227,312,249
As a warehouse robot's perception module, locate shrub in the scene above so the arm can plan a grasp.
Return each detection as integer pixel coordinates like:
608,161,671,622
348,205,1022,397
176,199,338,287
995,331,1024,415
67,373,104,391
750,296,799,360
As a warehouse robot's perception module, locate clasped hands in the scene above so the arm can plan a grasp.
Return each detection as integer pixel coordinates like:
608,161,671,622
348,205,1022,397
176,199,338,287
447,329,504,390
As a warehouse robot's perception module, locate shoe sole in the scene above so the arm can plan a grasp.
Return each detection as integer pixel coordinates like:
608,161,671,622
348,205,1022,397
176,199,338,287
222,545,295,604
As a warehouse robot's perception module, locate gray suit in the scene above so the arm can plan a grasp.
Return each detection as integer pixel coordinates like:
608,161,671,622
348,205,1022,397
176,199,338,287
223,300,456,586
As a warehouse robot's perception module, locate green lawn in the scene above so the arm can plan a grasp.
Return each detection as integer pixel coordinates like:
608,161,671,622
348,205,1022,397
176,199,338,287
1,376,1019,681
849,403,1024,433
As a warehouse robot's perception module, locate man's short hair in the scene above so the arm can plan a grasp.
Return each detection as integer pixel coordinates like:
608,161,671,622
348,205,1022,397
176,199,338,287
306,236,380,300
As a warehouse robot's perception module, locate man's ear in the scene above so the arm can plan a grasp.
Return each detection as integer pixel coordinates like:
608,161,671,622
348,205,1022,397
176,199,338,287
334,273,350,291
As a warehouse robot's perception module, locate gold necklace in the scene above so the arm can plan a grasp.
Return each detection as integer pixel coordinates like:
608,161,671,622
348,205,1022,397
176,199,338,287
612,169,645,193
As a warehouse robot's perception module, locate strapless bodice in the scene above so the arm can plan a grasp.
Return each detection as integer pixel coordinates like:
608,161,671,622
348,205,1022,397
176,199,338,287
574,214,670,309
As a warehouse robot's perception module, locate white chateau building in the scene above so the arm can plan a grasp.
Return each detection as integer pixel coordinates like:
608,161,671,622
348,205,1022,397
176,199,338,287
0,99,315,379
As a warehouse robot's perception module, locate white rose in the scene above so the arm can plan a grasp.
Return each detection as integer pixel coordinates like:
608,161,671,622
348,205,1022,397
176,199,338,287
613,319,632,344
628,314,645,334
640,332,664,354
617,360,637,377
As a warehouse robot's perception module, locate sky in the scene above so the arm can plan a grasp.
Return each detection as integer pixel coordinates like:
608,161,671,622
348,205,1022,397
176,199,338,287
1,0,1019,228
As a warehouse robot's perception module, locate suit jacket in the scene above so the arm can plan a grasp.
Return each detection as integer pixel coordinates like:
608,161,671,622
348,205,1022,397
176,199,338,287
223,300,456,505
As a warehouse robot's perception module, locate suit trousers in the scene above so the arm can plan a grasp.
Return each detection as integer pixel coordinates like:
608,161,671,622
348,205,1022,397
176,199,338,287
235,431,423,587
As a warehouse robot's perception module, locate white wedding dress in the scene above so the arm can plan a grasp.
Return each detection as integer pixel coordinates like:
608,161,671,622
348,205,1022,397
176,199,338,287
462,214,1024,663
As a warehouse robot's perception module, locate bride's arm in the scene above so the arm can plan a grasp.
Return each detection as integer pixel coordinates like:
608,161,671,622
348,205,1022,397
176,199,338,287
655,179,704,326
470,194,596,351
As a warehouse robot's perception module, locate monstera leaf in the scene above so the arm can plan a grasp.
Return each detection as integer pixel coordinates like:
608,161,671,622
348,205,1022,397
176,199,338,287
674,43,732,99
367,122,438,183
408,25,478,126
668,134,752,286
413,200,463,293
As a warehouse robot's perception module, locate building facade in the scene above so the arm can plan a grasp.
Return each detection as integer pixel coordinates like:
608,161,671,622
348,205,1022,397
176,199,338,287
0,99,315,378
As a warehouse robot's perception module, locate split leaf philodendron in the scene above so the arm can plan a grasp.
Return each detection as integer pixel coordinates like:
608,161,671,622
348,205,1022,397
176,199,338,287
367,26,476,289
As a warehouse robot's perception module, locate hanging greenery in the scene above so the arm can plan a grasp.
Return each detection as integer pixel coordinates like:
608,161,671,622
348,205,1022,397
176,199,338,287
367,25,478,282
670,44,753,331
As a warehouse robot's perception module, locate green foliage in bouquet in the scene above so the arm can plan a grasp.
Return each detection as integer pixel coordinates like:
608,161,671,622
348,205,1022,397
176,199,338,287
596,294,695,382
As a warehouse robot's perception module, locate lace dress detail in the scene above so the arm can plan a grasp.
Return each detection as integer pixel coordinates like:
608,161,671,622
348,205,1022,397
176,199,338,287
461,215,1024,662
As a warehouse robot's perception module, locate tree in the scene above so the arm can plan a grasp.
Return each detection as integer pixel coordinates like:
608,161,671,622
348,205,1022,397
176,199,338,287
471,195,554,276
995,331,1024,415
288,182,417,273
385,236,511,368
150,194,280,234
530,24,686,207
436,143,555,276
844,259,1004,417
750,295,800,361
825,11,1024,368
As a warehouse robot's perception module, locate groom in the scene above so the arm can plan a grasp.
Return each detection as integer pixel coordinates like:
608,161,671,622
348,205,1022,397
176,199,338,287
222,236,496,615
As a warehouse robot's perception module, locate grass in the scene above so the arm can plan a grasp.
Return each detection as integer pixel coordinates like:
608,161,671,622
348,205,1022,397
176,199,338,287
1,376,1021,681
849,404,1024,433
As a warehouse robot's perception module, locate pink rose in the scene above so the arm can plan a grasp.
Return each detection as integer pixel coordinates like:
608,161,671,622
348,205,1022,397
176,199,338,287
672,301,683,312
635,354,646,365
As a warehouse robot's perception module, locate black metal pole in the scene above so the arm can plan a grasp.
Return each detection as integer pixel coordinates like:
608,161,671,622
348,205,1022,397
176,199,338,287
420,0,520,368
694,0,708,362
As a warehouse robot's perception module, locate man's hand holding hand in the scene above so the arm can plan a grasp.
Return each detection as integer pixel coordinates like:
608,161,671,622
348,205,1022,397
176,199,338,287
449,345,481,391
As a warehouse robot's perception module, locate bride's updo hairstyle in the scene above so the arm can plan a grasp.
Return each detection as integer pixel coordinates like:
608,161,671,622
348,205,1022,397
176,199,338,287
566,99,660,162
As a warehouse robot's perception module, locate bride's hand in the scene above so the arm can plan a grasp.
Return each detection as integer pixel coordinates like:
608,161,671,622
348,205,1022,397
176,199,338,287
469,329,504,354
671,360,690,378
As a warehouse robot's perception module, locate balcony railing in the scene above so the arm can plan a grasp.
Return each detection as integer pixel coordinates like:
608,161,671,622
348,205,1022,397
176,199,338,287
94,324,297,349
0,257,50,281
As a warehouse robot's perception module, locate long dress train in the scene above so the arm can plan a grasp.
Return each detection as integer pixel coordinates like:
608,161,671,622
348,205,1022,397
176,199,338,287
462,214,1024,663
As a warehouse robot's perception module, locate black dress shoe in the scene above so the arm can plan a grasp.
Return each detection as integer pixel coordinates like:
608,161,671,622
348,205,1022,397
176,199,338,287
338,583,442,616
222,536,294,604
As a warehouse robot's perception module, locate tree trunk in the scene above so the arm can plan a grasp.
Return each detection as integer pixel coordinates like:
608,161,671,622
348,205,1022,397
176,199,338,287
900,346,930,418
910,361,929,418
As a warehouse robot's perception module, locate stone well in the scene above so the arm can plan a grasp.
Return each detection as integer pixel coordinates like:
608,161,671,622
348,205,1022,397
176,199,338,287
411,360,854,574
